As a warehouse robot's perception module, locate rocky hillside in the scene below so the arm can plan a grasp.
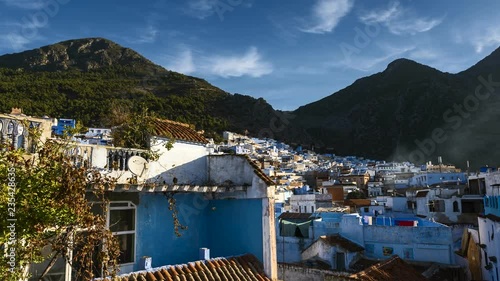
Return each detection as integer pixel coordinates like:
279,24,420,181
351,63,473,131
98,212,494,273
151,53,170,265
1,38,499,168
0,38,279,141
0,38,160,71
291,48,500,168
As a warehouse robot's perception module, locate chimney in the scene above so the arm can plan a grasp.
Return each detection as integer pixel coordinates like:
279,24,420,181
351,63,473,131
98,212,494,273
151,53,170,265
10,108,22,115
199,248,210,260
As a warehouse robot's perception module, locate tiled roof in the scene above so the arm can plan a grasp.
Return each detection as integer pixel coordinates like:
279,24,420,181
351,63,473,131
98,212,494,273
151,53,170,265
100,254,271,281
243,155,275,185
320,234,364,252
152,118,208,144
349,255,427,281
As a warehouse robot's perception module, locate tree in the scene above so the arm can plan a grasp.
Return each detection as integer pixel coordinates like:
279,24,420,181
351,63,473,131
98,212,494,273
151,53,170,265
0,129,120,280
111,106,174,157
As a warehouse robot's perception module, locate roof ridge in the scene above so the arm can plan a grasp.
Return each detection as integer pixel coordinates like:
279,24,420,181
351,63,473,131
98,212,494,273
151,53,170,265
97,253,270,281
155,117,192,128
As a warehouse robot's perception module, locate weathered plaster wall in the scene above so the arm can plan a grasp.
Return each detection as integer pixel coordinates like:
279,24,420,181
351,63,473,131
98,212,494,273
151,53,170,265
135,193,209,271
363,224,454,264
340,215,364,246
207,155,254,185
277,237,313,263
208,155,269,199
301,240,328,265
478,217,500,281
135,194,267,273
150,139,209,185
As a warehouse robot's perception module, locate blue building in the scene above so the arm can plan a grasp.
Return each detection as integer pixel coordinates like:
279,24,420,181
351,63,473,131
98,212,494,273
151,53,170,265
28,118,278,280
408,172,467,187
51,118,76,136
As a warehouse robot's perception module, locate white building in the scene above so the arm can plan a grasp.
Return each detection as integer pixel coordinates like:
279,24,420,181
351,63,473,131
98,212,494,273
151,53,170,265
290,194,333,213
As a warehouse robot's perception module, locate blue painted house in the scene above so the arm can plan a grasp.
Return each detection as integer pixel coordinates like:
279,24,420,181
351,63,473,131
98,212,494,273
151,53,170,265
95,119,277,279
27,118,278,281
51,118,76,136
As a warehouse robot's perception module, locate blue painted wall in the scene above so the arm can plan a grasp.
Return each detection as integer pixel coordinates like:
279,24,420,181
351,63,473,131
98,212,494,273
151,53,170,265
409,172,466,186
484,195,500,217
135,193,209,270
135,194,263,271
51,119,76,136
206,199,263,262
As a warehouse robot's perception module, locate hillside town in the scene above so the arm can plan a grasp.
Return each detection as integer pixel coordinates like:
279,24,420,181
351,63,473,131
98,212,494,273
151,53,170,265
2,108,498,281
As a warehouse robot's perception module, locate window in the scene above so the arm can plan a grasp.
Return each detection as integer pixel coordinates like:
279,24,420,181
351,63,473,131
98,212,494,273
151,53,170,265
108,202,136,264
311,206,315,213
429,200,445,212
453,201,460,212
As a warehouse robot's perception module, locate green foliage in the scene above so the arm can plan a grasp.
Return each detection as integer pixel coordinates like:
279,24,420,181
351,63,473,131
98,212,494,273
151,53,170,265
0,66,241,143
0,136,119,280
111,107,156,149
110,106,174,160
0,38,281,146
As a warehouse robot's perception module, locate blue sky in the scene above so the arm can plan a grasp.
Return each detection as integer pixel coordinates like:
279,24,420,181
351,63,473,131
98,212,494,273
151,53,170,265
1,0,500,110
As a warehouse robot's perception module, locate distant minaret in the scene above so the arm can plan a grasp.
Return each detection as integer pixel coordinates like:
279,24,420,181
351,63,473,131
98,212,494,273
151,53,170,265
438,156,442,173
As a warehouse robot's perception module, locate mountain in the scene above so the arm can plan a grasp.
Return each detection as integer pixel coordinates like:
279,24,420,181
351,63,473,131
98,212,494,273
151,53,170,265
0,38,160,72
0,38,279,141
1,38,500,168
291,48,500,169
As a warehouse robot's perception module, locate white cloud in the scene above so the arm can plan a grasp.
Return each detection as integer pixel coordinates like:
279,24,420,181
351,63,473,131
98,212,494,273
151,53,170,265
0,32,31,51
409,49,439,60
0,19,46,52
187,0,215,19
166,49,196,74
0,0,46,9
136,25,158,44
185,0,252,20
208,47,273,78
388,18,442,35
359,2,400,24
161,46,273,78
471,27,500,53
359,2,443,35
333,44,414,72
300,0,354,34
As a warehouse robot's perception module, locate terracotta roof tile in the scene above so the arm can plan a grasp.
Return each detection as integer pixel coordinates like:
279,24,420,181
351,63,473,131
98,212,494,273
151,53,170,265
108,254,271,281
152,119,208,144
243,155,275,185
349,255,427,281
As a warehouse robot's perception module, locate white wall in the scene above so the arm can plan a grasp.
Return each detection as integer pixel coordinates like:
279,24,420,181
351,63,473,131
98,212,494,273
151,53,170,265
340,215,364,246
150,139,210,185
290,194,332,213
207,155,269,199
478,217,500,281
362,224,454,264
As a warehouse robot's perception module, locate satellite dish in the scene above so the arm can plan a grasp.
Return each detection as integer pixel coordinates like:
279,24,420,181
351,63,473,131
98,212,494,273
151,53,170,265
128,156,148,177
86,172,94,182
